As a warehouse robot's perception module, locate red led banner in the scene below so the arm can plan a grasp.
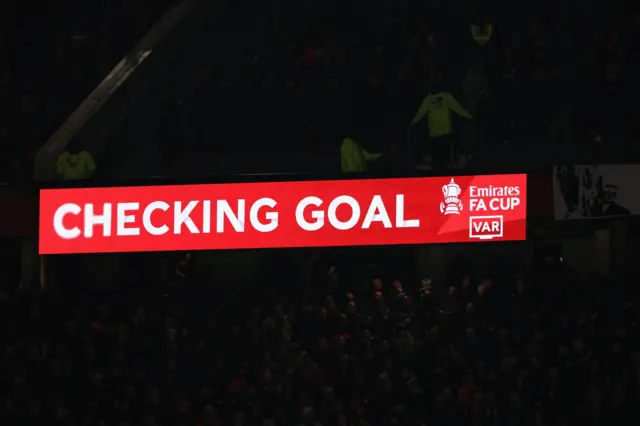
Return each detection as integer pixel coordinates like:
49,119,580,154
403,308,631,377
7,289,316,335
38,174,527,254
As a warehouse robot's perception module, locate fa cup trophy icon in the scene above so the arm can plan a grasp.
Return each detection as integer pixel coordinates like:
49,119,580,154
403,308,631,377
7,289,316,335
440,178,463,215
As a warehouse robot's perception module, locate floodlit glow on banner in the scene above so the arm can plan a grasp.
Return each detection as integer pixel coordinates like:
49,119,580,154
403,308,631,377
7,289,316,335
38,174,527,254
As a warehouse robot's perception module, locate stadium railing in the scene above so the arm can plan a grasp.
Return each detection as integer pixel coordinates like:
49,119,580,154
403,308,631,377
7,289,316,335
33,0,197,181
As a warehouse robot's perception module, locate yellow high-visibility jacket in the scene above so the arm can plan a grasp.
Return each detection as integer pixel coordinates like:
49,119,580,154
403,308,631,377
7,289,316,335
56,150,96,180
471,23,493,46
411,92,472,138
341,137,382,172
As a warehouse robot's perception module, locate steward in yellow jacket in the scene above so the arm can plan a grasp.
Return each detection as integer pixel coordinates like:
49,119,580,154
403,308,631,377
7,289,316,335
471,22,493,46
340,137,383,172
56,148,96,180
411,91,472,139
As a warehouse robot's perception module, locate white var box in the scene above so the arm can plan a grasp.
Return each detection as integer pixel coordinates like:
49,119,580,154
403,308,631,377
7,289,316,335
469,215,504,240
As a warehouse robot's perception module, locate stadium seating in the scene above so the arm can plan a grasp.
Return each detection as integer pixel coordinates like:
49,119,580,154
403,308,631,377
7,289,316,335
122,1,639,174
6,247,639,425
24,1,638,180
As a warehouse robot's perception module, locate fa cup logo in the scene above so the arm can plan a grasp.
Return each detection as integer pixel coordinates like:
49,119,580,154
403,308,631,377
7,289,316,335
440,178,463,215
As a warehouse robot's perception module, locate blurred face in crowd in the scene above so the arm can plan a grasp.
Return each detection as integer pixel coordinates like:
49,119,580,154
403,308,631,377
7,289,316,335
262,318,275,332
274,305,284,318
250,306,260,320
572,338,584,354
203,404,215,421
558,346,569,358
337,414,347,426
126,385,136,398
465,303,474,314
603,183,618,203
367,74,381,89
373,278,383,292
402,294,411,308
605,63,619,82
426,33,437,48
166,318,177,340
30,399,41,416
501,357,515,372
327,298,337,311
379,373,393,392
340,354,349,369
148,387,159,405
466,328,477,343
318,337,329,350
421,279,432,293
317,307,327,321
333,335,346,351
531,356,541,369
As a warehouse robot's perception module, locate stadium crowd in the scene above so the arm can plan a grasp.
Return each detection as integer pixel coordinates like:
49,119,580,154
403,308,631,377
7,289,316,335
3,250,640,425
